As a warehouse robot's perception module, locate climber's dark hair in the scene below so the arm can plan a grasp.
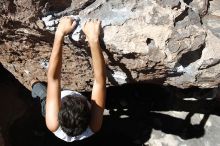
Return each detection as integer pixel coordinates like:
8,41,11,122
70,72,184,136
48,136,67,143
58,95,90,136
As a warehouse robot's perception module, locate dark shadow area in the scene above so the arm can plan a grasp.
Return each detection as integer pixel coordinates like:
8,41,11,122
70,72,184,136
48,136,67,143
183,0,193,5
0,63,37,146
174,7,189,26
48,0,72,13
80,0,96,11
146,38,154,45
8,0,16,14
1,63,220,146
178,43,205,67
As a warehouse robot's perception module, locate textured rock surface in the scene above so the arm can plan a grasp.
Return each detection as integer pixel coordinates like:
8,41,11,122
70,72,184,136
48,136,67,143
0,0,220,90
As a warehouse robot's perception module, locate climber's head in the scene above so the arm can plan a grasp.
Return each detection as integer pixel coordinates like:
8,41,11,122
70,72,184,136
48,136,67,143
58,95,90,136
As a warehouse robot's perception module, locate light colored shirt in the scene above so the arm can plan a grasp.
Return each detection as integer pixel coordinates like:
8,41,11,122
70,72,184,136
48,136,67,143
53,90,94,142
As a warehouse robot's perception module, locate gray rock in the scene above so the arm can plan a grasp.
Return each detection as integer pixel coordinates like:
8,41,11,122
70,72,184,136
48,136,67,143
156,0,180,9
189,0,209,17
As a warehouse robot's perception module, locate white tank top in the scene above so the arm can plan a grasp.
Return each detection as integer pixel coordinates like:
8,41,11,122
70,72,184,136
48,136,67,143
53,90,94,142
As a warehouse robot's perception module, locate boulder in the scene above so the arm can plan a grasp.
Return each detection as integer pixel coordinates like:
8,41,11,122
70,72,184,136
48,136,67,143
0,0,220,91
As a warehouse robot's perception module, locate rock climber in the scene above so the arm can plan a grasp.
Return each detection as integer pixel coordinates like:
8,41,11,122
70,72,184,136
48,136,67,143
31,16,106,142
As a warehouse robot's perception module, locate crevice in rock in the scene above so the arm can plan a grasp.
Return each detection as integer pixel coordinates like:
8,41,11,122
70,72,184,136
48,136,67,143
178,43,205,67
3,20,22,29
174,7,189,26
50,0,72,12
138,67,158,75
172,1,181,10
8,0,16,14
199,59,220,70
156,0,181,9
200,0,210,17
183,0,193,5
80,0,96,11
38,0,49,8
146,38,154,45
53,0,96,17
200,18,203,25
123,53,138,59
172,86,218,100
146,38,156,50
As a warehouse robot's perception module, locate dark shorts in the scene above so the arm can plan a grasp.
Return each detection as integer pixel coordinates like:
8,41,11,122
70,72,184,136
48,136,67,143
32,82,47,117
31,82,91,117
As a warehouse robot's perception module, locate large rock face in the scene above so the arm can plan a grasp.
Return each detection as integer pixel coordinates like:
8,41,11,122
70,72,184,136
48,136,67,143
0,0,220,91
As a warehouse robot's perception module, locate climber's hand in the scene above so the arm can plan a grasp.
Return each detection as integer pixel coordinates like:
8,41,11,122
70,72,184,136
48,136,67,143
83,19,101,43
56,16,77,36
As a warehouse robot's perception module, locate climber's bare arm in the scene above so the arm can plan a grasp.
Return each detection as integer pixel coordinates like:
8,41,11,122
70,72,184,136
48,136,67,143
46,17,76,132
82,19,106,132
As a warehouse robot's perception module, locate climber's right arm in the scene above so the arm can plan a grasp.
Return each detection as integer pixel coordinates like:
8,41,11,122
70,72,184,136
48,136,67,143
46,17,76,132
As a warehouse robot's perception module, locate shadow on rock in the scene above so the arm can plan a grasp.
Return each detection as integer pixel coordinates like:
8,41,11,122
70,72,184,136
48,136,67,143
1,63,220,146
101,83,220,144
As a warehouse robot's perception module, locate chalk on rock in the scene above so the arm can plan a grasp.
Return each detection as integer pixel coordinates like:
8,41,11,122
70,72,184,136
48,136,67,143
42,14,83,41
69,15,82,41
